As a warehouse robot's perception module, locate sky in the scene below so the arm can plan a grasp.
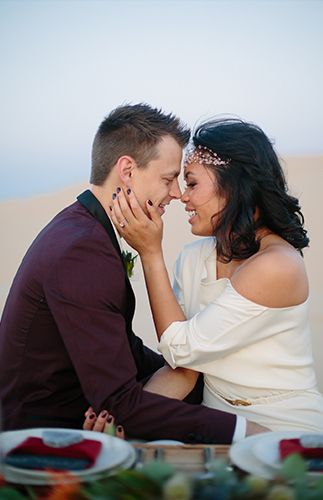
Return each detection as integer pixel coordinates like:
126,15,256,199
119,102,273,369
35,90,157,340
0,0,322,200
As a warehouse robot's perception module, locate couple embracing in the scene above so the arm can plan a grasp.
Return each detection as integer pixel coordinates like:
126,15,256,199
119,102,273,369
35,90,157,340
1,103,322,443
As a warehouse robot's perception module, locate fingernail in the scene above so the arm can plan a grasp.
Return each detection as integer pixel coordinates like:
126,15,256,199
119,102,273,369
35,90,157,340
116,187,121,193
109,206,112,211
117,426,123,432
112,193,116,200
107,416,113,423
148,199,153,206
89,412,96,420
100,410,107,418
127,189,131,195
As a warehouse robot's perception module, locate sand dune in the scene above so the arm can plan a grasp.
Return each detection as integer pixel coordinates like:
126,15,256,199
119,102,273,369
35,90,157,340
1,155,322,391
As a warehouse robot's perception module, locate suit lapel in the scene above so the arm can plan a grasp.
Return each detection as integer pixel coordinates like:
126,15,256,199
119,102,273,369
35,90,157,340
77,190,136,331
77,190,123,263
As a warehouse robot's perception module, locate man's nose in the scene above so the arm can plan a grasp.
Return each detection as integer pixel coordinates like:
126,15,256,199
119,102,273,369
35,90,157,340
170,179,182,199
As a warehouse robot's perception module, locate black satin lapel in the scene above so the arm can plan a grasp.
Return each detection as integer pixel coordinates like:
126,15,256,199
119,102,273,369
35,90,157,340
77,190,122,259
77,190,135,320
77,190,138,360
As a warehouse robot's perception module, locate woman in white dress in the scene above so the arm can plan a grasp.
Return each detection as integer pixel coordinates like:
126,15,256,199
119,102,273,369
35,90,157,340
110,118,323,433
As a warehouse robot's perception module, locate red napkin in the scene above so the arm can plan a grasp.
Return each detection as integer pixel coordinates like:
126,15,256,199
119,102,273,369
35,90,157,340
5,437,102,471
279,438,323,471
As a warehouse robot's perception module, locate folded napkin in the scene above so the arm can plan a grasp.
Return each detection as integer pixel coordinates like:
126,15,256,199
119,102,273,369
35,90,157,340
4,433,102,471
279,437,323,472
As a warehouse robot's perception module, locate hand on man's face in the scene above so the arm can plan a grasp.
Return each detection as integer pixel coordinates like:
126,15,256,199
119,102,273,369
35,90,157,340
130,136,183,217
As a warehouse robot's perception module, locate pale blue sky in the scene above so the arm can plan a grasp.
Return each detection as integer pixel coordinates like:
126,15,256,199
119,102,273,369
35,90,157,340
1,0,322,200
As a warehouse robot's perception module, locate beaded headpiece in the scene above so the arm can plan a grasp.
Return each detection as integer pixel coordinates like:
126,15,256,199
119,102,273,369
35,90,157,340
184,144,229,168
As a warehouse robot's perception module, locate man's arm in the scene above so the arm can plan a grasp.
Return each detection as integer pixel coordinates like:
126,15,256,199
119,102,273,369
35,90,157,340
128,333,164,381
46,230,237,444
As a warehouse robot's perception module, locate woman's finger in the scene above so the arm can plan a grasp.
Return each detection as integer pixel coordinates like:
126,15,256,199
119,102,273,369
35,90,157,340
103,414,117,436
83,411,97,430
116,425,125,440
84,406,94,418
110,188,130,229
118,188,143,222
145,198,163,228
91,410,110,432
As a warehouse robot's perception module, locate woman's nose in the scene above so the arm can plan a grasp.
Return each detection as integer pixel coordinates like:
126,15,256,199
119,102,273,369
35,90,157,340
180,188,189,203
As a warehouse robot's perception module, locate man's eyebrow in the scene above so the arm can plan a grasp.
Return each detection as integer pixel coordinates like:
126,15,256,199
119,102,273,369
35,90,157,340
167,170,180,178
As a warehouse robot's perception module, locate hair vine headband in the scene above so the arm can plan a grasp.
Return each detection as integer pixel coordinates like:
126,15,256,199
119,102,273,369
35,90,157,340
184,144,230,168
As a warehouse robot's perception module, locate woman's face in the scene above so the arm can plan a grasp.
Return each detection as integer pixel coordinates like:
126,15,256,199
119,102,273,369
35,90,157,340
181,162,226,236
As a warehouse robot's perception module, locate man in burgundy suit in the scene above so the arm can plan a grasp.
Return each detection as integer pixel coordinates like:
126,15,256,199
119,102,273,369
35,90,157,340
0,104,266,443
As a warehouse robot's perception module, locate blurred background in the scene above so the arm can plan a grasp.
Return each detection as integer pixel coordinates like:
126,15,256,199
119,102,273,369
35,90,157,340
1,0,322,389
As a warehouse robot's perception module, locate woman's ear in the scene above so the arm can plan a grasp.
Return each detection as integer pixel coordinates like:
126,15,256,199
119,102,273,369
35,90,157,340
116,156,135,187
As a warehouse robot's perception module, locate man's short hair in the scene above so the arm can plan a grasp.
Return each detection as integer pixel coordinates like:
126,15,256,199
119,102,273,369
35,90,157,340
90,103,190,185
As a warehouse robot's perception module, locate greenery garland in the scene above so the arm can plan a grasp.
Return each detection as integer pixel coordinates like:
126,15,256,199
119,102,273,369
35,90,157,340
1,454,323,500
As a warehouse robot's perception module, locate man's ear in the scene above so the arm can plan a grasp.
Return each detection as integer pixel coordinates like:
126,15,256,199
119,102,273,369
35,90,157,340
116,156,135,187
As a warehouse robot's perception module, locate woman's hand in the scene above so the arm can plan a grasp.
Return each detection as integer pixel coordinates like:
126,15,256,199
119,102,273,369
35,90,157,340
83,408,125,439
110,188,163,259
111,187,186,341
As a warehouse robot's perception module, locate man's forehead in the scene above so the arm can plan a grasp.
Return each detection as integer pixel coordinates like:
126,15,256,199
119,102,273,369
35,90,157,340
155,165,180,178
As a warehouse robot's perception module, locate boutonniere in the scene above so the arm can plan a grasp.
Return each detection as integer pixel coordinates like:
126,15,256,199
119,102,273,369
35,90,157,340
122,250,138,278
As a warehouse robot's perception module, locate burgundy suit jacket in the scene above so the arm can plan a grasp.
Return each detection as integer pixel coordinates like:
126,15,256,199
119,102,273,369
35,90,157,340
0,190,236,443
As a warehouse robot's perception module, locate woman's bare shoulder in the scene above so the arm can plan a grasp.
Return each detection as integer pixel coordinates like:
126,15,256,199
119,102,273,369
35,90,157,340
231,239,309,308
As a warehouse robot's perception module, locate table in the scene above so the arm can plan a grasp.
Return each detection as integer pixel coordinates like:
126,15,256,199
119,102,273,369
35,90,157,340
131,443,231,475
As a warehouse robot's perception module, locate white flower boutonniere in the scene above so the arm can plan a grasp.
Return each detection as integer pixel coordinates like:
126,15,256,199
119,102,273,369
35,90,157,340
122,250,138,278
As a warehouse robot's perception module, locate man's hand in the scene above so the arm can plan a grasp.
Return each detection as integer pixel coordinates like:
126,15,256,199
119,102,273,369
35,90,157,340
246,420,270,436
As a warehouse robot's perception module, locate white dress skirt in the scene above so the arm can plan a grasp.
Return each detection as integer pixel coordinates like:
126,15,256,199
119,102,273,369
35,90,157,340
158,237,323,432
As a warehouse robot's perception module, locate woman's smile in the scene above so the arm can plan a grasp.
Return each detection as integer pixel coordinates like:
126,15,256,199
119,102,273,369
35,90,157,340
181,162,226,236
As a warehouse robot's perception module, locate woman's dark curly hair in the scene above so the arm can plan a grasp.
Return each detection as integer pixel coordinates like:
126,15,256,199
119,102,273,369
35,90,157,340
192,118,309,262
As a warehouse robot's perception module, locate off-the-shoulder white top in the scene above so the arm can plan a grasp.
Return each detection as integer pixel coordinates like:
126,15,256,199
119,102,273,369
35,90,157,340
158,238,323,432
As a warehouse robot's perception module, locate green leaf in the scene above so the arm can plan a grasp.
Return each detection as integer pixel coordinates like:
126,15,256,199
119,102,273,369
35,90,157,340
163,472,193,500
122,251,138,278
0,488,28,500
280,453,307,482
143,459,175,484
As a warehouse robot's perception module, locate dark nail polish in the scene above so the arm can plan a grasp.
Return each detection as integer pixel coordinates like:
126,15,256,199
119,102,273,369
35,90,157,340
112,193,116,200
107,415,113,423
116,187,121,193
109,206,112,211
100,410,107,418
148,199,153,206
127,189,131,195
117,426,123,432
89,412,95,420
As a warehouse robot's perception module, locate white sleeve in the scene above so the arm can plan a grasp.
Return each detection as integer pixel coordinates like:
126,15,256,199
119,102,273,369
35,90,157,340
158,282,284,370
232,416,247,442
172,249,187,316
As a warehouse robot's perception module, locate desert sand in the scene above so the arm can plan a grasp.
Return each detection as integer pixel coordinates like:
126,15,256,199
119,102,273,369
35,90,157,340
1,155,322,391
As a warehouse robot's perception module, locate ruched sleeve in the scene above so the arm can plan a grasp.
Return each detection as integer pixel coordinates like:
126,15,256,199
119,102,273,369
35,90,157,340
158,279,309,372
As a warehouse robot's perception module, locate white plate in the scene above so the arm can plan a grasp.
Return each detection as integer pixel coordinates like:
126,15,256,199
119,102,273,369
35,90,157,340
146,440,184,446
253,431,323,478
0,428,136,484
229,432,275,479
